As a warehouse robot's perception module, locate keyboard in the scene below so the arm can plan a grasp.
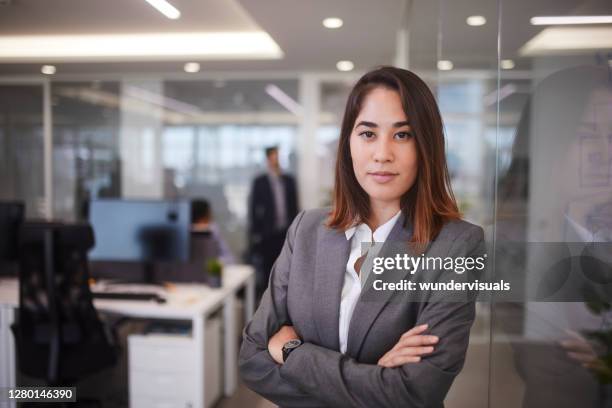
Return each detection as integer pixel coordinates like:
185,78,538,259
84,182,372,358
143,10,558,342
91,291,166,303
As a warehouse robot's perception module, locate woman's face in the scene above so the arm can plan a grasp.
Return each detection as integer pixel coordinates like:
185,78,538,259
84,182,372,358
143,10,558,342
350,86,418,207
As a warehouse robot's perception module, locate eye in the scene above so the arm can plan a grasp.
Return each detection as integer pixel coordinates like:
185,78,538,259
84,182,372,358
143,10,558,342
394,131,413,140
358,131,375,140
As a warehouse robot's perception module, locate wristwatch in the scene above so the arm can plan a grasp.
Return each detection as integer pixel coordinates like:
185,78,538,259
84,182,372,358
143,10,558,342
282,339,303,362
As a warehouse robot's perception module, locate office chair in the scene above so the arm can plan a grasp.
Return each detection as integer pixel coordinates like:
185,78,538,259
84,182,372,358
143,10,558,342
11,221,119,388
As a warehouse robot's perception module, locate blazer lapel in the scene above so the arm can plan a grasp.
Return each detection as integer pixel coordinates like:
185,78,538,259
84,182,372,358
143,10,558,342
313,224,350,351
345,213,414,357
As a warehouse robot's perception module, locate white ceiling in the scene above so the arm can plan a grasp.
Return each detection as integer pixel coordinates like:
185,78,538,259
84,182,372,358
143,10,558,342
0,0,609,76
0,0,404,75
0,0,262,33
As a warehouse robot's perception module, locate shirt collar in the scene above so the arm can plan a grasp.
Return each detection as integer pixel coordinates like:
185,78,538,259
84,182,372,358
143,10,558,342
267,169,282,179
344,210,402,241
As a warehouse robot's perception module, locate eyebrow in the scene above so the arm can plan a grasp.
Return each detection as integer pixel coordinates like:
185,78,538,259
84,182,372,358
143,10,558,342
355,120,411,129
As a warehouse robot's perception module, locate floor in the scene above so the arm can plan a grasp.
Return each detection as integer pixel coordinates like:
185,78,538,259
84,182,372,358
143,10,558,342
14,306,529,408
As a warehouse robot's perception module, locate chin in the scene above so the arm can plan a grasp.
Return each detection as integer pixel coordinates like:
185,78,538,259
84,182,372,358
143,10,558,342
363,186,404,203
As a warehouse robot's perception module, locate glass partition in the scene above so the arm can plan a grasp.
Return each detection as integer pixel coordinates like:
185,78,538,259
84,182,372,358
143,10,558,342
317,80,353,207
52,81,121,221
0,84,45,218
491,1,612,407
51,78,299,259
2,0,610,404
406,1,500,407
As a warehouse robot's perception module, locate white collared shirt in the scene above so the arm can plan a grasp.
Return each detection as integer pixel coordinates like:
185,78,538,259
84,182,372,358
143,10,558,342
267,170,288,230
339,210,402,354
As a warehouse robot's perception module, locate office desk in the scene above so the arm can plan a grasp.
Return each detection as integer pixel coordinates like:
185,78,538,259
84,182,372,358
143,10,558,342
0,265,255,408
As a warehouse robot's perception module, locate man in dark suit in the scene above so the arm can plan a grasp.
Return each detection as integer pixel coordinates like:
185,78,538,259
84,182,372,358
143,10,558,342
248,146,298,299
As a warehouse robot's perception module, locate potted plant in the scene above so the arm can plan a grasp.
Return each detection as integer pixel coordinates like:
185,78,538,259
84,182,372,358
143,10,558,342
583,298,612,407
206,258,223,288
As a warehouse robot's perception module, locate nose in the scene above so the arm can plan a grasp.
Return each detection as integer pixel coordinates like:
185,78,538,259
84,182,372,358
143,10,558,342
373,136,393,163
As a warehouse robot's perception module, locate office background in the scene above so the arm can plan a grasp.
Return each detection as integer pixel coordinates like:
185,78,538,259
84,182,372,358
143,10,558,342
1,0,611,407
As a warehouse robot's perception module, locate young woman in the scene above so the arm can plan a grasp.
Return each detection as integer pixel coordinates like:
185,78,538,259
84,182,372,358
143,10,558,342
239,66,485,408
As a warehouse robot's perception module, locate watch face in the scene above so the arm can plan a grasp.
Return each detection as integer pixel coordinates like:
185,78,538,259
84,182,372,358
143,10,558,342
282,339,302,362
285,339,302,349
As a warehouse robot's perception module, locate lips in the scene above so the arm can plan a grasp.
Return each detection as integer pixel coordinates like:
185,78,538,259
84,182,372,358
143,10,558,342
368,171,399,184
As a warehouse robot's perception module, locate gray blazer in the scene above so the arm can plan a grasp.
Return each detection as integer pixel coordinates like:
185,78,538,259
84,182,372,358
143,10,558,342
239,208,485,408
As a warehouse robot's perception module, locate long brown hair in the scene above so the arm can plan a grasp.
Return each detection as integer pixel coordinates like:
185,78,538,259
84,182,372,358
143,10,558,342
327,66,460,244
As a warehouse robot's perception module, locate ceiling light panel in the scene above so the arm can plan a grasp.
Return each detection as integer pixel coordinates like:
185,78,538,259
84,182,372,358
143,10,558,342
519,27,612,56
0,32,284,62
530,15,612,25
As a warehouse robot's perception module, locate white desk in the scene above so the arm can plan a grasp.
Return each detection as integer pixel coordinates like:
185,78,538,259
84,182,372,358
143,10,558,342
0,265,255,408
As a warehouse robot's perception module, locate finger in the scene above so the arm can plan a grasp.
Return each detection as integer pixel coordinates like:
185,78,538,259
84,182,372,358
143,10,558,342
393,346,435,357
379,355,421,368
567,351,596,364
587,360,606,371
560,339,594,353
400,324,429,339
564,329,587,342
378,346,434,366
378,351,400,366
378,354,419,367
377,353,391,365
389,336,435,354
398,335,439,348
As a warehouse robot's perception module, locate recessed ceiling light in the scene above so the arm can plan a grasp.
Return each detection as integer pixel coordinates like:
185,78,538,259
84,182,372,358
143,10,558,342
530,15,612,25
500,59,515,69
41,65,56,75
437,60,453,71
519,27,612,56
323,18,343,29
0,33,283,62
144,0,181,20
184,62,200,73
336,60,354,71
466,15,486,26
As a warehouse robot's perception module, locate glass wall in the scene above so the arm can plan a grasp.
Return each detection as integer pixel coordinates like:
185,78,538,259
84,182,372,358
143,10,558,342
407,0,612,407
1,0,610,404
0,84,45,219
406,1,500,406
50,78,299,259
52,81,121,220
492,0,612,406
317,80,354,206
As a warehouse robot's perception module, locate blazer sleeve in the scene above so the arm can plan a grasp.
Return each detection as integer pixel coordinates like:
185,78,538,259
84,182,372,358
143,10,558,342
238,210,324,407
278,225,485,408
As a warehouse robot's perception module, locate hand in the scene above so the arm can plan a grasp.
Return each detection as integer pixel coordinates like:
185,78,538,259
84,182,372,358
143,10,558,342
560,329,600,370
268,325,300,364
377,324,439,368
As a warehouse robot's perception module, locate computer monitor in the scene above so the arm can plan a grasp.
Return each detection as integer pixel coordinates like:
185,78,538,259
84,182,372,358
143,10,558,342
89,199,191,264
0,201,25,276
